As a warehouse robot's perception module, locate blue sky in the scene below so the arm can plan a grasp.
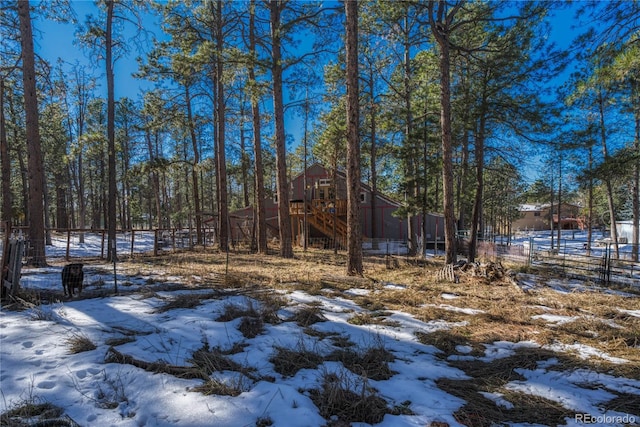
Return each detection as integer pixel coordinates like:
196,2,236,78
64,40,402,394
31,1,585,175
34,0,312,148
34,1,159,100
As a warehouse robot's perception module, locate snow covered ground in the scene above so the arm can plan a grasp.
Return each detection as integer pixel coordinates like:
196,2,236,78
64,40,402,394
1,232,639,426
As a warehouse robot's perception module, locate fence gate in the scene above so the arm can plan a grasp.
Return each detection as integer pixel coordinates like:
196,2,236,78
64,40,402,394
2,237,24,298
599,244,611,286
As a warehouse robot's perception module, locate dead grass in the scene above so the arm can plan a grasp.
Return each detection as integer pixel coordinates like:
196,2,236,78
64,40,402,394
447,348,562,385
435,345,638,426
251,292,287,324
190,345,245,374
104,336,136,346
216,296,284,327
416,330,481,357
133,251,638,366
216,302,256,322
437,377,573,427
110,249,640,423
602,391,640,417
327,345,396,381
407,305,469,324
215,300,278,339
330,335,355,348
556,315,638,344
66,333,97,354
191,376,249,397
347,312,401,327
238,316,264,338
130,250,639,354
308,371,390,425
154,291,219,313
0,401,64,427
290,306,326,326
270,344,324,377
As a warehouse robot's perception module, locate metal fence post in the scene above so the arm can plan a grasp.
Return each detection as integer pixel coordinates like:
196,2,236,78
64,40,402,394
600,243,611,286
606,243,612,285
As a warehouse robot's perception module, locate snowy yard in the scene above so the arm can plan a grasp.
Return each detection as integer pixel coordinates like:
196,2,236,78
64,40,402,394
1,233,639,426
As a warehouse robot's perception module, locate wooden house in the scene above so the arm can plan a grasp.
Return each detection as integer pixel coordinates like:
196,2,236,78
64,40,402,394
229,163,442,248
512,203,583,232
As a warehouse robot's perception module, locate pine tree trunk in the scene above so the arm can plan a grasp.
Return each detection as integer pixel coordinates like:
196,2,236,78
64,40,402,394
185,84,202,245
368,75,378,247
239,103,250,209
345,0,362,276
18,0,47,266
0,78,11,224
105,0,117,262
249,0,267,254
586,145,593,256
270,0,293,258
469,113,486,263
632,78,639,261
556,155,563,245
598,91,619,258
75,67,87,243
403,16,417,257
430,1,458,265
214,0,229,252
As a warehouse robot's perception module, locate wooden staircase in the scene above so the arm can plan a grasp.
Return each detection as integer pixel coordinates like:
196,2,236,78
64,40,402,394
291,200,348,248
308,203,348,247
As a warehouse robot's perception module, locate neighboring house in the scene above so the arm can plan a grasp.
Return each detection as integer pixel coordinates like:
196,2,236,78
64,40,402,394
615,221,634,243
512,203,583,231
229,163,442,247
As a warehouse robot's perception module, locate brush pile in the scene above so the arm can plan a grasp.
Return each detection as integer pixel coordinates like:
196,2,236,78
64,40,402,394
458,260,507,282
436,260,516,285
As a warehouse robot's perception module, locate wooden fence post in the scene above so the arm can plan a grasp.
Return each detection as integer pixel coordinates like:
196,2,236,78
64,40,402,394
2,236,24,298
1,221,10,299
66,229,71,261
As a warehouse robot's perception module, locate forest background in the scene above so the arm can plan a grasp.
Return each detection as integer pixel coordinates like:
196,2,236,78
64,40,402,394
0,0,638,273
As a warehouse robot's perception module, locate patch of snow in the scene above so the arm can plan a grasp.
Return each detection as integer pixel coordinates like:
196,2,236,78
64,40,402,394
482,341,539,362
344,288,370,296
479,391,514,409
544,342,629,364
532,314,578,325
505,367,624,416
382,282,406,290
619,309,640,318
422,304,484,315
455,345,473,354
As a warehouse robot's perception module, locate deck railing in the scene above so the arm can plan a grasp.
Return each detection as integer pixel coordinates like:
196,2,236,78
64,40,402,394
290,199,347,216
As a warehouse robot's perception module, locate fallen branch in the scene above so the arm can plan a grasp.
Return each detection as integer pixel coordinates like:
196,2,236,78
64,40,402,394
105,347,209,380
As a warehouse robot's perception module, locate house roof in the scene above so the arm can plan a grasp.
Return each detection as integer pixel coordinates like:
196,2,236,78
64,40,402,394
294,162,403,208
519,204,547,212
519,202,581,212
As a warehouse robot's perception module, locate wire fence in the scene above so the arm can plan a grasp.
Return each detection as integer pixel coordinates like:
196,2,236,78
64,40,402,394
2,226,640,289
475,238,640,288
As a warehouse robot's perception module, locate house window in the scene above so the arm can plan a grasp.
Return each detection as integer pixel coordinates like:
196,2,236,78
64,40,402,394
318,187,334,200
360,192,367,203
318,188,327,200
534,212,540,217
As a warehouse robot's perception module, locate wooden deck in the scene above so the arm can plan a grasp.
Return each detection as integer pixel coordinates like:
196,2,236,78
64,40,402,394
290,199,348,246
